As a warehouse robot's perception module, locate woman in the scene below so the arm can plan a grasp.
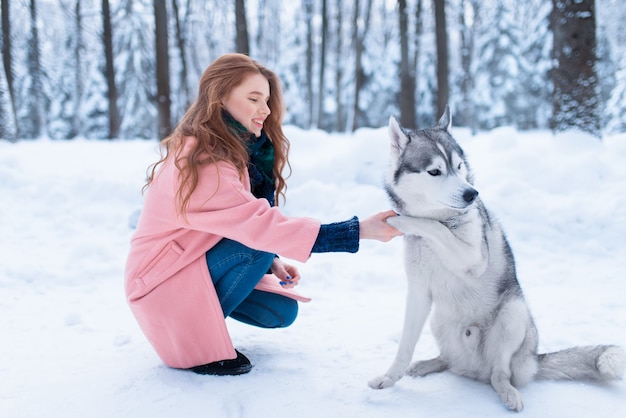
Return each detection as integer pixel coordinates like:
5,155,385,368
125,53,401,376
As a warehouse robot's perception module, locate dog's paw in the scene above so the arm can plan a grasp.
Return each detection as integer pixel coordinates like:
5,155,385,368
368,375,397,390
407,361,430,377
386,215,414,234
498,387,524,412
387,215,435,236
385,215,403,229
407,358,447,377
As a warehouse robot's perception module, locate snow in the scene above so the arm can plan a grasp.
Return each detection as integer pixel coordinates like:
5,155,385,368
1,125,625,418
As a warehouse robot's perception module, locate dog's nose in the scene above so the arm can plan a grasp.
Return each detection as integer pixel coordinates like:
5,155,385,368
463,188,478,204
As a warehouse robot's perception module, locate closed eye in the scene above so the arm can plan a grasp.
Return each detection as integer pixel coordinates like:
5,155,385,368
428,169,441,176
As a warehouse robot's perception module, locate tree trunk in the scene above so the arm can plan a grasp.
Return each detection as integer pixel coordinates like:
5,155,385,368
398,0,416,128
71,0,83,138
316,0,328,128
171,0,191,110
351,0,361,131
304,0,313,128
434,0,449,120
102,0,120,139
334,0,344,132
351,0,373,131
551,0,600,137
1,0,18,138
458,0,475,130
256,0,266,58
412,0,423,72
413,0,423,124
154,0,172,139
28,0,45,138
235,0,249,54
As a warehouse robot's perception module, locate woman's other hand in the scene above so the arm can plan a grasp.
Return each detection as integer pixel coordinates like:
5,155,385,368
271,258,301,288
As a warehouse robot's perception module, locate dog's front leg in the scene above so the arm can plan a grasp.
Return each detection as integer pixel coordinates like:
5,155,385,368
387,216,485,277
369,277,432,389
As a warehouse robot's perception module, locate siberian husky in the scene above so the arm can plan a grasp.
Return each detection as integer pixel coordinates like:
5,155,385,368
368,106,625,411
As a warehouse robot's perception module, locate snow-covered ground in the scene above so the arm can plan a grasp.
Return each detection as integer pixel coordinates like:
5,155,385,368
1,124,625,417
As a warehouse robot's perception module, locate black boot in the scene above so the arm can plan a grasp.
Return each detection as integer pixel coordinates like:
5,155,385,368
188,350,253,376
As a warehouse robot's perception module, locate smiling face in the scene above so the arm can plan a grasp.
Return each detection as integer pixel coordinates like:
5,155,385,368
222,72,271,137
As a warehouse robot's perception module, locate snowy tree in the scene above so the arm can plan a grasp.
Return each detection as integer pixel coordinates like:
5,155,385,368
251,0,283,65
456,0,477,130
20,0,47,138
332,0,346,131
0,57,16,139
102,0,120,139
303,0,314,128
81,58,110,139
350,0,373,130
596,27,616,131
517,0,552,129
359,0,400,130
3,0,626,138
316,0,328,128
114,0,157,139
64,0,112,139
1,0,18,138
277,2,310,128
167,0,233,123
472,1,525,130
46,1,86,139
169,0,191,117
606,51,626,133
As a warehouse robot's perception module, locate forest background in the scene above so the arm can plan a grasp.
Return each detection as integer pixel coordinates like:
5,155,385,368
1,0,625,141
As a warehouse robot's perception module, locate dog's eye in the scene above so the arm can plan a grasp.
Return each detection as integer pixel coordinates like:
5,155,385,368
428,169,441,176
457,163,462,170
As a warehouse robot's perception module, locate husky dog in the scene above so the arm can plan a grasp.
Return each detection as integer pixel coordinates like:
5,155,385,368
368,106,625,411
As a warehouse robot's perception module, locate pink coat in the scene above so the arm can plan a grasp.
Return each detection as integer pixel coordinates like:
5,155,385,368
125,139,321,369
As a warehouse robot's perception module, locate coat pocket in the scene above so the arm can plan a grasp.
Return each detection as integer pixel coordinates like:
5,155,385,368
134,240,185,296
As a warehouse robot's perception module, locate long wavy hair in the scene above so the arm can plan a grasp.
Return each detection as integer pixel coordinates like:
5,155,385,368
144,53,291,216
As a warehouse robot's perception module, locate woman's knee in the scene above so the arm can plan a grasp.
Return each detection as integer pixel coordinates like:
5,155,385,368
206,238,275,283
256,251,275,271
231,292,299,328
277,299,298,327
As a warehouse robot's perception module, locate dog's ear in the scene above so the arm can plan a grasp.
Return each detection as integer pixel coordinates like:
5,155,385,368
388,116,409,156
436,105,452,131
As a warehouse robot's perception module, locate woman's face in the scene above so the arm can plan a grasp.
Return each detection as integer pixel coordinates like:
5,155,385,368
222,73,271,137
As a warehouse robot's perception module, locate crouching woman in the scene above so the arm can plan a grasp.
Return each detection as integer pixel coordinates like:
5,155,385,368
124,53,400,376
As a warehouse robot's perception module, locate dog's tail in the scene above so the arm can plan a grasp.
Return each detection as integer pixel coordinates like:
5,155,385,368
536,345,625,381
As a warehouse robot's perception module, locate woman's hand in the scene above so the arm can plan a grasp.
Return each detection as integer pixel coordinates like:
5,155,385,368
359,210,403,242
271,257,301,288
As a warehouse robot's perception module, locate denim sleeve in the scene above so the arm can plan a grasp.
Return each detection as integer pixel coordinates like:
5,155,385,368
311,216,360,253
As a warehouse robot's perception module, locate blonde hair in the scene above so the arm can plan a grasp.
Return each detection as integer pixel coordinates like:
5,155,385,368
144,53,291,215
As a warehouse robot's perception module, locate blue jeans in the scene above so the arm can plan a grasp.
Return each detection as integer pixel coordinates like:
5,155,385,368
205,238,298,328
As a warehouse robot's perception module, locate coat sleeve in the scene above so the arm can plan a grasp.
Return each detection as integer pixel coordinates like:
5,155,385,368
180,161,321,262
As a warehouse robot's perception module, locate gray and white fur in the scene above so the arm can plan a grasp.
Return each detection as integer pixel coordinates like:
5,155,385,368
368,106,625,412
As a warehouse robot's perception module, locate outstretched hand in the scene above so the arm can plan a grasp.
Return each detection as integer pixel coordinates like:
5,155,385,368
359,210,403,242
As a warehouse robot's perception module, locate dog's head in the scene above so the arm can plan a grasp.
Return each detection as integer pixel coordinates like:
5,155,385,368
384,106,478,218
